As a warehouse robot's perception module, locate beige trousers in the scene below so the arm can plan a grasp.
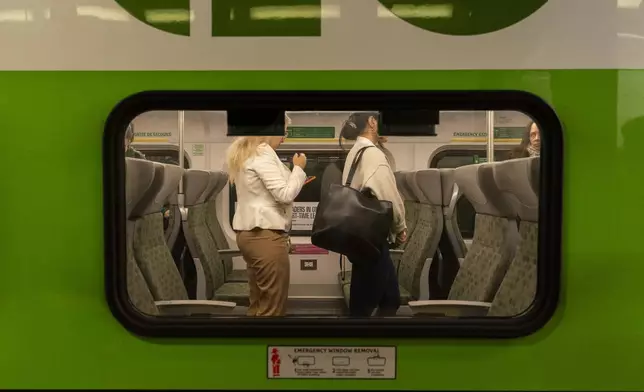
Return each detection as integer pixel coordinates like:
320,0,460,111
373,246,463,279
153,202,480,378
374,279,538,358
236,229,290,316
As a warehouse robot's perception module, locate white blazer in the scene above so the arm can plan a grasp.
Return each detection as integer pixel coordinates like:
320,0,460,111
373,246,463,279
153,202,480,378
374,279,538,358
232,143,307,232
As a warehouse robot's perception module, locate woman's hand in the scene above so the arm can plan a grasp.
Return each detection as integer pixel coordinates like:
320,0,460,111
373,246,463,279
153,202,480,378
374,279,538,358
293,153,307,169
396,229,407,244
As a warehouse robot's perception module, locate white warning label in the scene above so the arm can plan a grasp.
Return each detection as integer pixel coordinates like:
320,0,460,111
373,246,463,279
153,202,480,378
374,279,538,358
267,346,396,379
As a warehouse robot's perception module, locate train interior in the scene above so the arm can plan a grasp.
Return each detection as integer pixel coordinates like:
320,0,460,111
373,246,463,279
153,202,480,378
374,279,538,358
124,110,540,318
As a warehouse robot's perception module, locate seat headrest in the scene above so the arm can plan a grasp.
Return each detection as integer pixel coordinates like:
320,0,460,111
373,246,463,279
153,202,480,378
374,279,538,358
493,158,539,222
402,171,420,202
144,164,184,214
454,163,515,218
529,157,540,195
214,171,228,195
413,169,442,206
394,171,411,200
203,171,225,202
126,158,155,219
439,169,455,207
132,162,165,218
184,169,210,207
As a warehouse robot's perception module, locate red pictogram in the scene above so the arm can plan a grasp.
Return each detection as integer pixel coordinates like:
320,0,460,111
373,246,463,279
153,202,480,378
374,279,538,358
271,348,281,377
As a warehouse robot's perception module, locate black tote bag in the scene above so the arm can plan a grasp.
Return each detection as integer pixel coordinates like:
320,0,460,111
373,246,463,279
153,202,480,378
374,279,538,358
311,146,393,264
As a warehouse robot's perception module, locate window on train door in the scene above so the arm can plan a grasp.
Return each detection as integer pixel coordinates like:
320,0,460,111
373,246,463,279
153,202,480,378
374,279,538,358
104,91,561,339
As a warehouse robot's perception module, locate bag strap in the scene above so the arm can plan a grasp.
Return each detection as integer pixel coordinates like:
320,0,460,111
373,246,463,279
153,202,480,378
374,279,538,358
344,146,373,187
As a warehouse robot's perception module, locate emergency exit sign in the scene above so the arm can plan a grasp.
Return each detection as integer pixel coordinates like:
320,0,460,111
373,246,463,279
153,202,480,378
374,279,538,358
287,126,335,139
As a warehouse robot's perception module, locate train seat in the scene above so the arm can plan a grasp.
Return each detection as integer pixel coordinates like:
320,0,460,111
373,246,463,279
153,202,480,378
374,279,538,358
128,160,237,315
407,162,519,316
183,170,250,305
133,162,190,300
205,171,248,283
409,158,540,317
487,157,539,317
340,169,444,308
398,170,444,301
125,158,159,316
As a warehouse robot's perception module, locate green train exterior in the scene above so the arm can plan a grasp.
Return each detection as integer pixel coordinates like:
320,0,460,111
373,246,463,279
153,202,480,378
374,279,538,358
1,0,643,389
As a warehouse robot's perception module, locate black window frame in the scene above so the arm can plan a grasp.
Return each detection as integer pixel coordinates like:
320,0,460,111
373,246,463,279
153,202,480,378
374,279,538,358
104,90,562,339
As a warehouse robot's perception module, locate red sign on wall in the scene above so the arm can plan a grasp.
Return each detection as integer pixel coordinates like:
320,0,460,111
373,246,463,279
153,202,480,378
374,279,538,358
291,244,329,255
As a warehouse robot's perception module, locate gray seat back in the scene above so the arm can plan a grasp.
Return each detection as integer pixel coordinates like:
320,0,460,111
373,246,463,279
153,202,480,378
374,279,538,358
205,171,235,276
439,168,468,259
488,157,540,316
183,169,226,298
125,158,158,315
133,162,189,302
397,169,443,301
206,171,230,250
447,163,519,302
394,171,418,238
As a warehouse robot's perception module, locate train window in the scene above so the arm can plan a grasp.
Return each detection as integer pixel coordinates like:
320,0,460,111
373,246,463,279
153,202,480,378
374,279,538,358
105,91,561,339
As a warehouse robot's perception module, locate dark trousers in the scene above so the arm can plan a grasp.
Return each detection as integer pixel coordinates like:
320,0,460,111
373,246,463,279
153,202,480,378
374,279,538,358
349,244,401,317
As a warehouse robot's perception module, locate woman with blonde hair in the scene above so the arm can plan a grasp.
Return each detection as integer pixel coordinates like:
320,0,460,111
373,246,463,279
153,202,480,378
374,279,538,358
227,114,307,316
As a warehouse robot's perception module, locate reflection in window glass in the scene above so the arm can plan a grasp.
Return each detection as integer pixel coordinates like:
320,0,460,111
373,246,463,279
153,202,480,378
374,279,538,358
121,108,544,323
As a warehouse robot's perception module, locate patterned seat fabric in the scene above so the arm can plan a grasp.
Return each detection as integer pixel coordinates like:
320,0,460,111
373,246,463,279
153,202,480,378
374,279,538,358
447,214,515,302
127,226,159,316
183,169,250,305
135,213,190,300
132,162,193,302
487,221,537,316
396,170,444,302
487,157,540,316
125,158,159,315
445,163,519,303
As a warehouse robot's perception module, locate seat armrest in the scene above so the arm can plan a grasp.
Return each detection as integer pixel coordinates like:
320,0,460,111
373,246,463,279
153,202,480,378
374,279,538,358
155,300,236,316
407,300,491,317
390,249,404,262
218,249,242,258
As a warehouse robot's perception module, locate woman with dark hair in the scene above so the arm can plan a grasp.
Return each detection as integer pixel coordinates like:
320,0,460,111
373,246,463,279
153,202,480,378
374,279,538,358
510,121,540,159
125,124,146,159
339,112,407,317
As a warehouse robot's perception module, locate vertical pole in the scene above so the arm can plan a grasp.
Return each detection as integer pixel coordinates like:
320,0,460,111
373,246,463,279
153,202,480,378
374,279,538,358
178,110,185,194
486,111,495,162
